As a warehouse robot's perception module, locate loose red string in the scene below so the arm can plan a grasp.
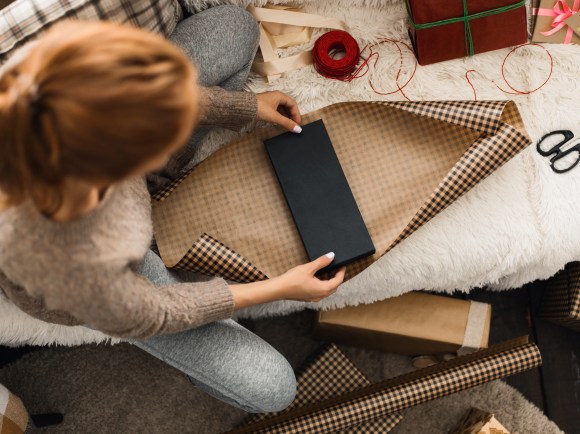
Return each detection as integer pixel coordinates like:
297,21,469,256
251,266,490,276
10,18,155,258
312,33,553,102
465,69,477,101
494,43,553,96
311,31,417,101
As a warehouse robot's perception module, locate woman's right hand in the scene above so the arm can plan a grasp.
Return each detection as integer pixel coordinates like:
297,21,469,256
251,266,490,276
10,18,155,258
229,253,346,310
271,252,346,302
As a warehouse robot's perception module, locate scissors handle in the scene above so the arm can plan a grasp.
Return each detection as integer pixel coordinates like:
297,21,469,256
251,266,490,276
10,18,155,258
536,129,574,157
550,142,580,173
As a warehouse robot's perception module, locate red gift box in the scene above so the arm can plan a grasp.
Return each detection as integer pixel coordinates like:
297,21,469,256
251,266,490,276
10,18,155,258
407,0,528,65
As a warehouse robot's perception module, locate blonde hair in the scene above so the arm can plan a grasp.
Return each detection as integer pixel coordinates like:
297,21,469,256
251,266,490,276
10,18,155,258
0,20,198,213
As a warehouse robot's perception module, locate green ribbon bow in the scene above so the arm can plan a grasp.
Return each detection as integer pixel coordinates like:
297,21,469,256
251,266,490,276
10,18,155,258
406,0,527,57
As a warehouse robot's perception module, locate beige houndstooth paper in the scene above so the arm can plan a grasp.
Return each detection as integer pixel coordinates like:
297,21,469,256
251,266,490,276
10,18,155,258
152,100,530,282
226,337,541,434
242,344,402,433
539,262,580,332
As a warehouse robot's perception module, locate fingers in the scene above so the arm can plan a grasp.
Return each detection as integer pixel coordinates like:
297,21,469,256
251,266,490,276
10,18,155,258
271,110,301,133
309,252,335,273
322,267,346,291
276,92,302,126
257,91,302,133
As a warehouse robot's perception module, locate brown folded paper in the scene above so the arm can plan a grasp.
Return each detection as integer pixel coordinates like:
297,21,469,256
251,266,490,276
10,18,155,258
313,292,491,356
450,408,510,434
532,0,580,45
152,101,530,284
226,337,541,434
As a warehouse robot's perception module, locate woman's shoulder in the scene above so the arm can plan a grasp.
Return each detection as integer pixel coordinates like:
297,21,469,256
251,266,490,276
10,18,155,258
0,176,153,276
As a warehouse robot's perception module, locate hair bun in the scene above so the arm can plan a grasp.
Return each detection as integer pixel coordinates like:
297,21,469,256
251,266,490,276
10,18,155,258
13,74,40,106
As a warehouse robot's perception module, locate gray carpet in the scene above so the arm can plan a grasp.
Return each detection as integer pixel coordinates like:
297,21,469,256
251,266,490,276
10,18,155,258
0,311,562,433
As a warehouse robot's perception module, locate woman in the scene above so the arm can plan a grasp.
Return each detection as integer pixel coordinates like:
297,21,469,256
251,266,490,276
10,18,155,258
0,17,345,414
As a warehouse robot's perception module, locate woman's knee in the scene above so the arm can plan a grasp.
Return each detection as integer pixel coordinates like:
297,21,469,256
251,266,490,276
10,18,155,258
237,347,296,413
207,5,260,62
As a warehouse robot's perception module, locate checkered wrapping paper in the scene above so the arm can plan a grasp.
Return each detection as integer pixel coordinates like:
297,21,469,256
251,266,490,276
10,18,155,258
0,0,182,63
152,100,530,281
539,262,580,332
226,337,541,434
242,344,402,433
0,384,30,434
173,233,267,283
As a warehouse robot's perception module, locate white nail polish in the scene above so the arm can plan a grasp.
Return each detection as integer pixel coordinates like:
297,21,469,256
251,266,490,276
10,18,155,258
325,252,335,260
292,125,302,134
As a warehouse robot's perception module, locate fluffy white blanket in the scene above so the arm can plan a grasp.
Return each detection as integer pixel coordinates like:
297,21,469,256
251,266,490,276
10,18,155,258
2,0,580,345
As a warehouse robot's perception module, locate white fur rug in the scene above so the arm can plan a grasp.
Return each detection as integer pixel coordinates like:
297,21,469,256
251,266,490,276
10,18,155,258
2,0,580,345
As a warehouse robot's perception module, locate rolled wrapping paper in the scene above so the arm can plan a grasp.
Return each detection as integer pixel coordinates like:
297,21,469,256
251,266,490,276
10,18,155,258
226,337,541,434
244,344,403,433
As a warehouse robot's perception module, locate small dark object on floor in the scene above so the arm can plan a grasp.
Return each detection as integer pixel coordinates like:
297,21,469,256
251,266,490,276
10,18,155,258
30,413,64,427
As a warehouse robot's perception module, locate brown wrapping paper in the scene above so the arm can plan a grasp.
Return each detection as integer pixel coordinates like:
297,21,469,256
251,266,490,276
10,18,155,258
450,408,510,434
565,11,580,38
152,101,530,283
226,336,541,434
313,292,491,356
243,344,403,433
539,262,580,331
532,0,580,45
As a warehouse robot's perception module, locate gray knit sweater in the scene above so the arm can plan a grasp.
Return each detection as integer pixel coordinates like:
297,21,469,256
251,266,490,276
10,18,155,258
0,45,258,339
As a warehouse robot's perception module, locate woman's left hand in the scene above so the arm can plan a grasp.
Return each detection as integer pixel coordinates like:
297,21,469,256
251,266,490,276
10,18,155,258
256,91,302,133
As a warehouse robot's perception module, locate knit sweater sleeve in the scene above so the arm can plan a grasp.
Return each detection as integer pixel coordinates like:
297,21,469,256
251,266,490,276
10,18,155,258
45,266,235,339
197,86,257,131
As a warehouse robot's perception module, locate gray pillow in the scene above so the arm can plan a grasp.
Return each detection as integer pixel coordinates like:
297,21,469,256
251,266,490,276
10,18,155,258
0,0,183,63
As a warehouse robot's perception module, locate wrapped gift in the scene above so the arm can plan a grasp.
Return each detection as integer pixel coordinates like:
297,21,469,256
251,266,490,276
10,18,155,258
539,262,580,331
241,344,403,433
451,408,510,434
227,337,541,434
0,384,31,434
313,292,491,356
406,0,528,65
532,0,580,45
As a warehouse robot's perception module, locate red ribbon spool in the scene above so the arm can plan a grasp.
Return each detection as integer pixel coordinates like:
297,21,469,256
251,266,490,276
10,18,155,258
312,30,361,78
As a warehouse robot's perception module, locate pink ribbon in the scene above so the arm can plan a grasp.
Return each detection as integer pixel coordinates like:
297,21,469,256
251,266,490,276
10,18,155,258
533,0,580,44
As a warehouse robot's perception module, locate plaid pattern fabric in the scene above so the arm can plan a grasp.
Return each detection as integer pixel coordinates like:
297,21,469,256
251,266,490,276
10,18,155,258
0,384,30,434
243,344,403,433
152,100,530,281
151,166,193,202
173,233,267,283
226,337,541,434
0,0,182,63
539,262,580,331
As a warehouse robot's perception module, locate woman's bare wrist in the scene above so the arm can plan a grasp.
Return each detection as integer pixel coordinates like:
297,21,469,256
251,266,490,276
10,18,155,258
230,277,285,310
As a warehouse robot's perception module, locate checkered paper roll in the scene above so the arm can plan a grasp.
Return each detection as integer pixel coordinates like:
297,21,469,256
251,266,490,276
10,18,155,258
539,262,580,331
243,344,402,433
152,100,530,283
226,337,541,434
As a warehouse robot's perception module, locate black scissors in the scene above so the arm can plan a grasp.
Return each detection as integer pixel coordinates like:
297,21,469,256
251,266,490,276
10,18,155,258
536,130,580,174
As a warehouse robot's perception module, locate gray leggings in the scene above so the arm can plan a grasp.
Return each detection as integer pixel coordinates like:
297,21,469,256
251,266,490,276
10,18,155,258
132,7,297,413
147,4,261,195
129,250,296,413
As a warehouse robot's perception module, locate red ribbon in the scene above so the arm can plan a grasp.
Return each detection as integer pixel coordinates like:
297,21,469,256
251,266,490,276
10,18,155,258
533,0,580,44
